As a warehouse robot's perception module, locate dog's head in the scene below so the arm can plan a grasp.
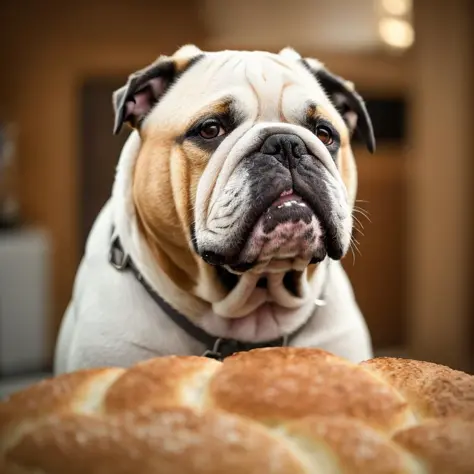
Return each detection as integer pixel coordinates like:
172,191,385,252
113,45,374,335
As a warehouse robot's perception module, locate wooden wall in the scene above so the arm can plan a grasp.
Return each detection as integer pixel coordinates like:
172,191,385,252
407,0,474,371
0,1,207,359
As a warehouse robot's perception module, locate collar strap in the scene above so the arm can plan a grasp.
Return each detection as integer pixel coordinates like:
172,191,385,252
109,232,329,360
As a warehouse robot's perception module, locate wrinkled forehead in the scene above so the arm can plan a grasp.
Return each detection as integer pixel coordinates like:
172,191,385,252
149,50,345,131
187,51,329,100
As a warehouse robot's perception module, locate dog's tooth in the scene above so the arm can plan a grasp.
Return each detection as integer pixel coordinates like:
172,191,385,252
277,200,305,209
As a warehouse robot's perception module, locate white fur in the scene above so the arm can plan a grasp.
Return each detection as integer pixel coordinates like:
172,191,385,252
278,47,302,61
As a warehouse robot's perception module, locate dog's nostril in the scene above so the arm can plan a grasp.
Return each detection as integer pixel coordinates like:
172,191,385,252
293,143,305,157
260,134,308,160
263,140,281,155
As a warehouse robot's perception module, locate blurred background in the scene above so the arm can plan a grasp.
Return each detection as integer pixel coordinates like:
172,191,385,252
0,0,473,395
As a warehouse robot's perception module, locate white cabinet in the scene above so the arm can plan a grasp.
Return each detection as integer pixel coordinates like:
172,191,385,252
0,229,51,375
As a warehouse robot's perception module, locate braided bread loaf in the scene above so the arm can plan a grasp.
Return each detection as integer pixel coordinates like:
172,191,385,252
1,347,473,474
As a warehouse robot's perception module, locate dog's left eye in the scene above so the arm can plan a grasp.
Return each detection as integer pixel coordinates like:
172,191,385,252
199,120,225,139
316,125,334,146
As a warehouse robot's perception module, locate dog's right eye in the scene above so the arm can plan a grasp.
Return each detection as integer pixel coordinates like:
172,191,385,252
198,119,225,139
315,125,334,146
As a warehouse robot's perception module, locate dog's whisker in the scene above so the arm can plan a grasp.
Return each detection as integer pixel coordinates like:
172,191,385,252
352,214,365,230
352,208,372,223
349,235,360,263
349,233,363,258
351,243,362,259
349,243,356,266
353,241,362,257
351,219,365,237
352,205,370,215
352,218,366,236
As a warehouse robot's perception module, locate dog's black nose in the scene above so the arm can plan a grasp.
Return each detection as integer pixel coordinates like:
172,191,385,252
260,134,308,168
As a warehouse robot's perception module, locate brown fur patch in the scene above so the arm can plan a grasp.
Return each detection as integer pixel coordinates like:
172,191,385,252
133,131,199,292
308,105,350,145
184,99,232,132
337,145,357,206
306,103,317,121
306,105,355,201
173,56,198,73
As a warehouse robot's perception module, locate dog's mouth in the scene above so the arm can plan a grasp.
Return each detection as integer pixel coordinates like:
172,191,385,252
259,189,314,233
223,188,326,273
198,173,346,274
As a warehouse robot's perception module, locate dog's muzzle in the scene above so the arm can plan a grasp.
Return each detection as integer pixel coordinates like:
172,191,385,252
193,123,351,274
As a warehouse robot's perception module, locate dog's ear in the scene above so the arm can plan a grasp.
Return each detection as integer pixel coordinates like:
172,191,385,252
113,45,203,135
303,57,375,153
112,57,174,135
280,48,375,154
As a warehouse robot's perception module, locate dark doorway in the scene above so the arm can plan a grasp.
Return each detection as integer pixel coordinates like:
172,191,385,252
79,78,131,251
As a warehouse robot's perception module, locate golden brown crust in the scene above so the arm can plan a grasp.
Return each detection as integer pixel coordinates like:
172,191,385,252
104,356,220,414
2,348,474,473
0,368,123,451
393,419,474,474
283,415,420,474
361,357,474,420
6,409,307,474
209,348,414,431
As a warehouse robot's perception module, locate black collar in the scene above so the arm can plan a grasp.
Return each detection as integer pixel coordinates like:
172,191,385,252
108,230,329,360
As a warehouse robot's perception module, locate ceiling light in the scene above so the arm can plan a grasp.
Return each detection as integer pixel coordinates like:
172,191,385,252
379,17,414,49
381,0,412,17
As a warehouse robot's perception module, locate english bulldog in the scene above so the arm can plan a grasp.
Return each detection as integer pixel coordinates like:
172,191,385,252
54,45,376,374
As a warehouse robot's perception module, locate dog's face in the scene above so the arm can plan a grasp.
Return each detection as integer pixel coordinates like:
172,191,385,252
113,45,374,316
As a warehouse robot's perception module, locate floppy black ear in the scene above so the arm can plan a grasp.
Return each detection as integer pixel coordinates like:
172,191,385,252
112,44,205,135
112,57,176,135
302,58,376,153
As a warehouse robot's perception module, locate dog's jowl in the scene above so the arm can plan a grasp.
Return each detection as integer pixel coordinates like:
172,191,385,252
54,45,376,373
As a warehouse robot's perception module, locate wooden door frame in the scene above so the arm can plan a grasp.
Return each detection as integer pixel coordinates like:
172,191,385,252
407,0,474,372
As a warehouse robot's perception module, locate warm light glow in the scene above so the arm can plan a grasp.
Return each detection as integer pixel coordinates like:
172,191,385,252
381,0,412,16
379,17,414,49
